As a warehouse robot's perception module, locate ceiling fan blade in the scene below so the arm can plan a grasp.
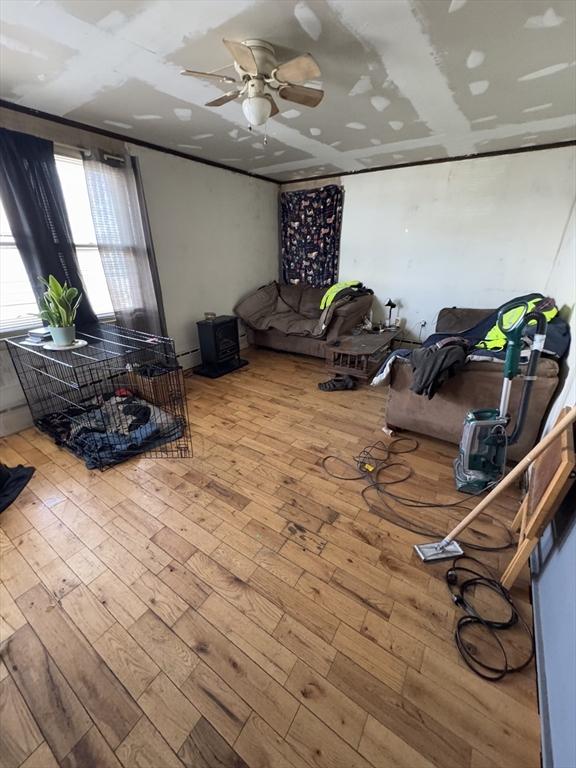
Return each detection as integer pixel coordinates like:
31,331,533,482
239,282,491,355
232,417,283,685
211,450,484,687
181,69,237,84
265,95,279,117
279,84,324,108
274,53,321,84
205,90,241,107
223,39,258,75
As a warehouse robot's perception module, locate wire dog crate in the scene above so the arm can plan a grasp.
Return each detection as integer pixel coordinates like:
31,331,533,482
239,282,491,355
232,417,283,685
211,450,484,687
6,324,191,470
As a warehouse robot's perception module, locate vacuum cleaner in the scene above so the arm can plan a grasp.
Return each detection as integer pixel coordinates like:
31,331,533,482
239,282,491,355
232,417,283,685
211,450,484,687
453,298,548,494
415,298,548,562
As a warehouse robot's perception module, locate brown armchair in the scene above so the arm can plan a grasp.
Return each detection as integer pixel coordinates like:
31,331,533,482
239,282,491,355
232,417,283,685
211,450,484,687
384,307,560,460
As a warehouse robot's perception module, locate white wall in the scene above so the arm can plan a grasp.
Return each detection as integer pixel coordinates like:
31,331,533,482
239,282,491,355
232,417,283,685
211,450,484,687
338,147,576,339
131,145,278,358
543,203,576,416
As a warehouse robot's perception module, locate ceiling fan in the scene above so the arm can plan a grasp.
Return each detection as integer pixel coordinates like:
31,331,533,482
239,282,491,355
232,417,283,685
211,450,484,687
181,39,324,128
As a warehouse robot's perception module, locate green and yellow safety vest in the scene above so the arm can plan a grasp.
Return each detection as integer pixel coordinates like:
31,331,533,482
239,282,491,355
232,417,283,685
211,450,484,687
476,298,557,350
320,280,361,310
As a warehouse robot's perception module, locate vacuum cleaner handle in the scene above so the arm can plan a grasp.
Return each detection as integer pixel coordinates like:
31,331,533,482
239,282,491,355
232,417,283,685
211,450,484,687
497,299,529,380
497,299,530,334
508,311,548,445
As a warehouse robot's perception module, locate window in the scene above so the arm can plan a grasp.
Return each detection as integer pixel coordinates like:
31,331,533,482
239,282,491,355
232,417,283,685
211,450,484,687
0,150,114,334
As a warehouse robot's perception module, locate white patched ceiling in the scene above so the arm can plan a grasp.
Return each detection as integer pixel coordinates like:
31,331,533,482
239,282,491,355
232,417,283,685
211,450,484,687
1,0,575,181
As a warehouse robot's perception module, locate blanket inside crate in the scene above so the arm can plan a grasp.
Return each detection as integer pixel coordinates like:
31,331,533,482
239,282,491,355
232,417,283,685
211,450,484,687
37,391,184,469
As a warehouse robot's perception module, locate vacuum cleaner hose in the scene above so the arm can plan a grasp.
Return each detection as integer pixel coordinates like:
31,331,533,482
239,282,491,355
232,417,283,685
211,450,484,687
508,312,547,445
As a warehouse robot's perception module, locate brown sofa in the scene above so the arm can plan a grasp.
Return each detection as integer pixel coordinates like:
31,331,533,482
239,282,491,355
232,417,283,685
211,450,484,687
234,282,373,358
384,307,560,461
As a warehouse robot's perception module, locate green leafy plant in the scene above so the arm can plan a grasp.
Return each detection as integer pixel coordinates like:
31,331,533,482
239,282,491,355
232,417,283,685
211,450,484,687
38,275,83,328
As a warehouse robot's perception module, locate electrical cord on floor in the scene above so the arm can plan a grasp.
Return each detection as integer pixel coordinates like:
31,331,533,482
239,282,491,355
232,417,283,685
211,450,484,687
446,556,535,680
322,437,514,552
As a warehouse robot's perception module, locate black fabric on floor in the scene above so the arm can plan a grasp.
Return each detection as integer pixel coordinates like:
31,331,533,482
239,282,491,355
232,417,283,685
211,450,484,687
0,463,35,513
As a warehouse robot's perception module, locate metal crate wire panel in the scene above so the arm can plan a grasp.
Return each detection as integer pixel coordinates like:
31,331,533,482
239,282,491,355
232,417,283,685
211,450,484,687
6,324,191,469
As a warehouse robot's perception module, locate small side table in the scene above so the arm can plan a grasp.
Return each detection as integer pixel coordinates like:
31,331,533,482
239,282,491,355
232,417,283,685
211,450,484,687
325,331,399,382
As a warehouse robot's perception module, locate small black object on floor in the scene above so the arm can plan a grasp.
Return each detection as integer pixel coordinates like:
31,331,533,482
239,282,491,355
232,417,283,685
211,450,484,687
318,374,357,391
0,463,35,513
194,315,248,379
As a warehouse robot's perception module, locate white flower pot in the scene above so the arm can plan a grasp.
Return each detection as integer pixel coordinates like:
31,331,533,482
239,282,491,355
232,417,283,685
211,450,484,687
49,325,75,347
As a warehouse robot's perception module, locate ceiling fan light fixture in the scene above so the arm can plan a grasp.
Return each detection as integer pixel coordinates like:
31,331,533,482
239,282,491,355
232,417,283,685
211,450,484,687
242,95,272,126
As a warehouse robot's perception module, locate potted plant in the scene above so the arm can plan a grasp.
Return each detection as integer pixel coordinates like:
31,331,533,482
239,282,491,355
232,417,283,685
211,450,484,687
38,275,83,347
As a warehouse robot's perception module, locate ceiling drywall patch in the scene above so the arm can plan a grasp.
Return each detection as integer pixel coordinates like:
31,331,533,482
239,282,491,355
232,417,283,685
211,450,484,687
133,114,162,120
252,142,265,149
174,108,192,121
389,121,404,130
370,95,390,112
104,120,132,129
310,128,322,136
327,0,475,156
98,11,126,30
0,0,256,117
178,144,202,149
294,2,322,40
254,112,575,176
330,141,342,147
282,109,301,119
228,128,239,138
518,62,573,81
471,115,498,123
469,80,489,95
273,150,286,156
524,7,565,29
192,133,213,139
523,103,553,113
346,122,366,129
466,50,485,69
349,75,372,96
448,0,467,13
0,34,47,59
370,138,382,145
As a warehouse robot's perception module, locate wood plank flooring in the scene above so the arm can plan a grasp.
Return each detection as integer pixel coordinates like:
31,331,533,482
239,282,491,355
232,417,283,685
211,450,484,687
0,349,540,768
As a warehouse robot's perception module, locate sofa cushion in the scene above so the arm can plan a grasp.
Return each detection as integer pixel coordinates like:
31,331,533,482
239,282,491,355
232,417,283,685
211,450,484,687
234,282,278,328
299,288,324,319
278,284,302,313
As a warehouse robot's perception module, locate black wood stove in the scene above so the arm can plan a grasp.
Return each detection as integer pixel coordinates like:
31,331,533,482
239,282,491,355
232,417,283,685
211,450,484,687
193,315,248,378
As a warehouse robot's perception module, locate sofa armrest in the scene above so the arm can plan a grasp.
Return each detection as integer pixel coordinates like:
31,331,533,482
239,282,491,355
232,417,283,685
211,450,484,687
332,294,374,317
326,294,373,341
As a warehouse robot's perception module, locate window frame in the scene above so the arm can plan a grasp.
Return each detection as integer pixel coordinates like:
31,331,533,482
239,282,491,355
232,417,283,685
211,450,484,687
0,144,115,338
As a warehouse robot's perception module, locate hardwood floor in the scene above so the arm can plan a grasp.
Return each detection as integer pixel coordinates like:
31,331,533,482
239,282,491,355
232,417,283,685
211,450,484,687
0,349,540,768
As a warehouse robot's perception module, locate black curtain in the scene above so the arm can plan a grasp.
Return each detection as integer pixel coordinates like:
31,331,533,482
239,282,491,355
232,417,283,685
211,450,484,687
0,127,97,327
280,184,344,288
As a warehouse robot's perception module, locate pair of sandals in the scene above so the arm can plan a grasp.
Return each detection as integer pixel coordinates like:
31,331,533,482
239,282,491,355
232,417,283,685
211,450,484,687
318,374,357,392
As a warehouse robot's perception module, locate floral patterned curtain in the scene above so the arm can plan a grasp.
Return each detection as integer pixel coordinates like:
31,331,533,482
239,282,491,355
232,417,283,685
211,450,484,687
280,184,344,287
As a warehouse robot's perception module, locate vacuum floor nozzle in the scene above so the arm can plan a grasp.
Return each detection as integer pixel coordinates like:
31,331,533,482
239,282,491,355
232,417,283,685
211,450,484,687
414,540,464,562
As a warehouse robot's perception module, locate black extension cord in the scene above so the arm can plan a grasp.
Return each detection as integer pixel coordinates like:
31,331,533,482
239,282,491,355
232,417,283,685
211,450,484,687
322,438,514,552
446,556,534,680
